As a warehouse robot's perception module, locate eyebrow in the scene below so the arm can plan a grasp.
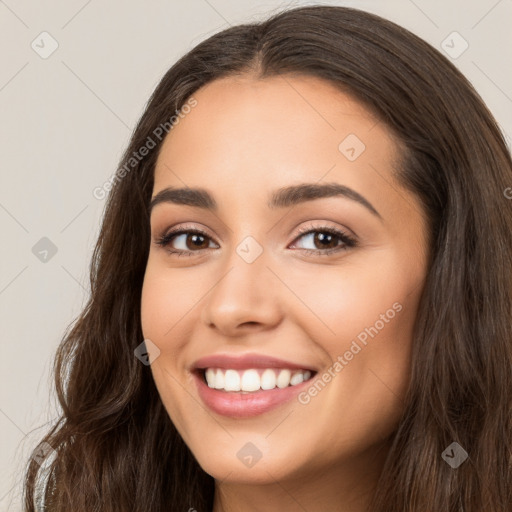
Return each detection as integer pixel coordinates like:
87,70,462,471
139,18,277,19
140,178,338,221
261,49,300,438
148,182,382,219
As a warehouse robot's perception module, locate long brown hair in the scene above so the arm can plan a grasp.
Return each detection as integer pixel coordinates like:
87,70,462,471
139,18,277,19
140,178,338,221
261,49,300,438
23,5,512,511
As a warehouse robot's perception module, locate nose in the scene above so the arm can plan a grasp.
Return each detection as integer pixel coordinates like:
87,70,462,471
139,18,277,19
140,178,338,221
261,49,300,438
200,247,284,337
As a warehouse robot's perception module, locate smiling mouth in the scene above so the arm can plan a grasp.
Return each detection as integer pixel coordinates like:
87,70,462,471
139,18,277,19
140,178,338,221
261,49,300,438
197,367,317,393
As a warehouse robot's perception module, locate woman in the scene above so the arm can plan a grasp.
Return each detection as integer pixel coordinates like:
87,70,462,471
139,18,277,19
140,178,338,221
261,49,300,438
24,5,512,511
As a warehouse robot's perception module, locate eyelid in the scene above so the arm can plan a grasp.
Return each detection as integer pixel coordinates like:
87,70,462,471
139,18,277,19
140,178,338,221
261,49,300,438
155,222,216,242
292,221,357,241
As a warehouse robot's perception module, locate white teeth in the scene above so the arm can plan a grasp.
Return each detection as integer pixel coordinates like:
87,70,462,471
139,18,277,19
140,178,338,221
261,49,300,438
276,369,291,388
205,368,216,388
203,367,313,392
290,371,304,386
214,369,225,390
260,369,276,390
240,369,260,392
224,369,240,391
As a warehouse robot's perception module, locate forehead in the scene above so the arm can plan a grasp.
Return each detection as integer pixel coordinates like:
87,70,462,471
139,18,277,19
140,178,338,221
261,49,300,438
152,74,403,217
157,73,388,160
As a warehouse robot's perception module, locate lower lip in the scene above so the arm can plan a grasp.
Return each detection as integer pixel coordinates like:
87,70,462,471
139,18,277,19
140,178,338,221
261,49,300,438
193,371,315,418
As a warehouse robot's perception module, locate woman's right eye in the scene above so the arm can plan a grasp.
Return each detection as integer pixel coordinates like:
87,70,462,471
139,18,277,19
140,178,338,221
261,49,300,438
155,228,218,257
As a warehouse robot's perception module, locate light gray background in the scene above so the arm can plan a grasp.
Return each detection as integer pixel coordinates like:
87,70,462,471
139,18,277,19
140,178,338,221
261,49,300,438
1,0,511,509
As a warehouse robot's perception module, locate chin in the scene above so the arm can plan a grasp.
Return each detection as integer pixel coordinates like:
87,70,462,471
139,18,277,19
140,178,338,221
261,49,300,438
194,447,300,484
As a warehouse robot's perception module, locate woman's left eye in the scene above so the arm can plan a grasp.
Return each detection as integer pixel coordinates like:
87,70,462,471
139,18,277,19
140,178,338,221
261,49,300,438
154,226,357,257
290,227,357,255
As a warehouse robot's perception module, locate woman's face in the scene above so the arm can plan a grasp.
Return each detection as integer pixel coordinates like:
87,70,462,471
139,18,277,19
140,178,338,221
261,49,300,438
141,74,429,487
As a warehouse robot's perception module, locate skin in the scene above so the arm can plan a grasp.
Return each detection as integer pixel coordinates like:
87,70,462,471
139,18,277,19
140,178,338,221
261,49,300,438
140,73,430,512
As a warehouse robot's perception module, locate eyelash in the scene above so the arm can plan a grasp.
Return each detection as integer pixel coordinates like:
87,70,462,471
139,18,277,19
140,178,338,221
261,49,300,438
154,224,358,258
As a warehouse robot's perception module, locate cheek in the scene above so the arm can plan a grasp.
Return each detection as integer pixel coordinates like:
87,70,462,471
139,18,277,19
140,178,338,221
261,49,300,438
140,266,198,438
290,251,419,349
291,254,421,441
140,261,201,343
140,275,168,341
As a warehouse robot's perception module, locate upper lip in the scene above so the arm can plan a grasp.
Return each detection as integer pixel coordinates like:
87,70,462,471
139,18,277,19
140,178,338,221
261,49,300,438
192,353,318,372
